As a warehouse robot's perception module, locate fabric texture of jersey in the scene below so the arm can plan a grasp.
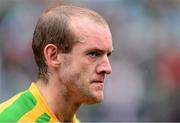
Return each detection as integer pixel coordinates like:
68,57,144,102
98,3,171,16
0,82,79,123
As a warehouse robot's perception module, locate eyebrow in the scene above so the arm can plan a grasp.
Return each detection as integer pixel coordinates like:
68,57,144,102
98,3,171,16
85,48,113,56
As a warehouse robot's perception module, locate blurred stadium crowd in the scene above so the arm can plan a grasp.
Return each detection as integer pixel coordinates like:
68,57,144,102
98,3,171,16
1,0,180,121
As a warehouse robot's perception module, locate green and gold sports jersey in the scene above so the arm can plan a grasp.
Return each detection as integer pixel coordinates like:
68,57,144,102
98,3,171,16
0,83,80,123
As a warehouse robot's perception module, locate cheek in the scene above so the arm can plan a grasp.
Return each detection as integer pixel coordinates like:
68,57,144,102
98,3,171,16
71,67,89,87
60,55,97,91
70,66,95,96
60,62,89,89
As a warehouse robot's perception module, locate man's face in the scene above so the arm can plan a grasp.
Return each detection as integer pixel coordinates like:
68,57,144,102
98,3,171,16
58,17,113,104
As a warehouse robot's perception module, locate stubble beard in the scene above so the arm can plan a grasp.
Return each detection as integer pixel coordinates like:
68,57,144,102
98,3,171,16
59,68,104,104
60,55,104,104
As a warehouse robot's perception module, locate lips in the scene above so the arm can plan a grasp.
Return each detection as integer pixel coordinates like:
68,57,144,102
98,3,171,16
91,79,104,84
92,81,103,83
91,76,105,84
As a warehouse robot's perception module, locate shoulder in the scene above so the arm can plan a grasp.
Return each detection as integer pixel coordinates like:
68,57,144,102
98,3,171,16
0,90,37,122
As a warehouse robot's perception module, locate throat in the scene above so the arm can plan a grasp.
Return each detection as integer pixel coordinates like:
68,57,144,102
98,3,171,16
36,79,81,122
54,98,81,122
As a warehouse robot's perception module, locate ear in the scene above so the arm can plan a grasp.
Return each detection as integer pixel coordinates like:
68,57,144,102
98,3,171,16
43,44,61,68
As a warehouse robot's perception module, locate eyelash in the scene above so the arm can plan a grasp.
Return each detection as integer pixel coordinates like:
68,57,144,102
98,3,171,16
87,51,112,58
88,51,100,57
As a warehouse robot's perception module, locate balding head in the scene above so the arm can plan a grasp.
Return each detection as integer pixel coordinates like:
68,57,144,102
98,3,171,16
32,5,109,81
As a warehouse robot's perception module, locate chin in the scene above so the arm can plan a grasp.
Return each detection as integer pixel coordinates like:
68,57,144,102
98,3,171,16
84,94,104,104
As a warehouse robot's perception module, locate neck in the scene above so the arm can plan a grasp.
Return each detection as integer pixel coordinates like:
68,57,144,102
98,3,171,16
35,79,81,122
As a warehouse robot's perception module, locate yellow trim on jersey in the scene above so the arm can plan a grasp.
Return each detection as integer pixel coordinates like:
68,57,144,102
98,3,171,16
18,83,59,122
0,92,24,113
18,102,44,122
1,82,80,123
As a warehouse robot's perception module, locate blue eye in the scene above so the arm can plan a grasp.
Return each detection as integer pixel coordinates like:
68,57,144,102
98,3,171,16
88,51,99,57
87,51,100,57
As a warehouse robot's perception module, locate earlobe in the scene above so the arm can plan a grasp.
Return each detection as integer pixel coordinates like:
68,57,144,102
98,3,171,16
44,44,61,67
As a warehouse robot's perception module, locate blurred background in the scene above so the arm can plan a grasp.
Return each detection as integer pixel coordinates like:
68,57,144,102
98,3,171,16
1,0,180,121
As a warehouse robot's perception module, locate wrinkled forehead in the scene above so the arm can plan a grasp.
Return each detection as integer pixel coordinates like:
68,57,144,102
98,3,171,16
69,15,113,51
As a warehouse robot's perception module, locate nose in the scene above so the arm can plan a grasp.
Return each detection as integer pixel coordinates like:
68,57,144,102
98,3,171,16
96,55,112,75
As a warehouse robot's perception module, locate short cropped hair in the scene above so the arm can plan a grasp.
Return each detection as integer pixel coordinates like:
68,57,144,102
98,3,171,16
32,5,108,81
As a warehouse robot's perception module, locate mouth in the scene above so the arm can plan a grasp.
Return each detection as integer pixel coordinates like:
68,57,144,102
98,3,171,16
94,81,103,83
91,80,104,91
91,80,104,84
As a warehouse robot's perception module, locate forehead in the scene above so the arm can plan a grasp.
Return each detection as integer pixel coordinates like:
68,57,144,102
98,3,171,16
70,16,113,51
